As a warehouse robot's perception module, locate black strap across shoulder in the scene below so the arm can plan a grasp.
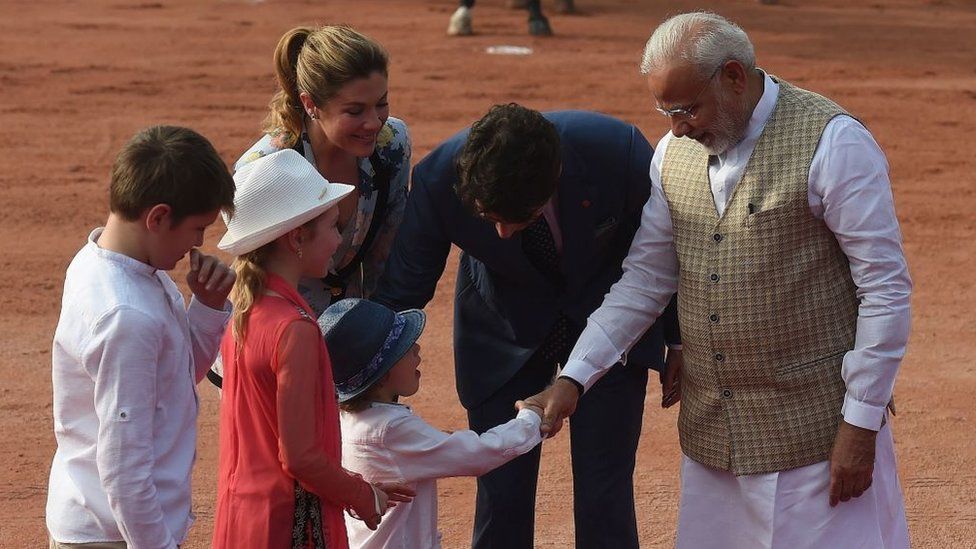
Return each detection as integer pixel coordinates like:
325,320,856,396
325,151,391,289
291,136,392,301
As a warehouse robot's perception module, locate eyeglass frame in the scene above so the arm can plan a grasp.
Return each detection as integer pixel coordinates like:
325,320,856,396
654,61,726,120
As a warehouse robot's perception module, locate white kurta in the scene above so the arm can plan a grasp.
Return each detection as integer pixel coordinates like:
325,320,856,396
677,422,908,548
340,403,542,549
561,73,912,547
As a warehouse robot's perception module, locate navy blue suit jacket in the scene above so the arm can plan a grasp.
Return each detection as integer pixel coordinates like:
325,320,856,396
374,111,677,409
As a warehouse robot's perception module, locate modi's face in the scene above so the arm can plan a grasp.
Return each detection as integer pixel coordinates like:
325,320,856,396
647,62,751,155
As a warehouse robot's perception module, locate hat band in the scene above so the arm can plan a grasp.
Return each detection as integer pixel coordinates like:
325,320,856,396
336,315,406,396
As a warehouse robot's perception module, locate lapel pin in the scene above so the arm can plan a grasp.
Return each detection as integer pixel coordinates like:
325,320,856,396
581,199,591,208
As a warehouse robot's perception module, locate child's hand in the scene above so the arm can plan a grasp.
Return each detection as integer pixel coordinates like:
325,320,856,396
515,400,544,420
186,249,235,310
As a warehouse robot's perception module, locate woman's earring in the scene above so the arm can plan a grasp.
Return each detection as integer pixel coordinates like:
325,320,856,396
297,246,303,259
308,110,318,120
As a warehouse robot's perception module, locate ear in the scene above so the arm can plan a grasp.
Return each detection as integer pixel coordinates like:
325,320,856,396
283,225,306,252
721,60,750,95
144,204,173,233
299,92,317,118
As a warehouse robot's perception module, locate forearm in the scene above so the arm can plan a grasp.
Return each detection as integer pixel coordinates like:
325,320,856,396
281,450,375,511
562,184,679,391
392,409,542,481
187,297,231,383
841,297,911,429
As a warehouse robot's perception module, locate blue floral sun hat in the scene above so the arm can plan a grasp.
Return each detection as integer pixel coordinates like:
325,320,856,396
319,298,426,403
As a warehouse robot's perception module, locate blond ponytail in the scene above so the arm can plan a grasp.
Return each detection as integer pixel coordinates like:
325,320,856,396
263,25,389,148
230,245,273,344
264,26,313,149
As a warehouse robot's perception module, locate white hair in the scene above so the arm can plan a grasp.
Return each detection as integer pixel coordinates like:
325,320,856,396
639,12,755,76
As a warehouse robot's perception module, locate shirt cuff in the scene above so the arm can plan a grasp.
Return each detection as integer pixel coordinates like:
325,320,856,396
667,343,683,351
516,407,542,428
188,296,232,332
841,393,886,431
560,359,606,394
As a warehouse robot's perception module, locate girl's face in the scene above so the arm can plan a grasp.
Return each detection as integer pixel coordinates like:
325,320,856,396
311,72,389,158
385,343,421,399
301,206,342,277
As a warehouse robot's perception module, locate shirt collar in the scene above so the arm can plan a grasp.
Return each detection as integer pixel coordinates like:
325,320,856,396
88,227,158,277
745,70,779,143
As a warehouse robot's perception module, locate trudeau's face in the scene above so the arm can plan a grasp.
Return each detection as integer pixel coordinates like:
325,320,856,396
476,202,547,239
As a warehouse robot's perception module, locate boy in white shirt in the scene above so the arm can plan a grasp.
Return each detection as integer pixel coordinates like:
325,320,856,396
320,299,543,549
46,126,237,549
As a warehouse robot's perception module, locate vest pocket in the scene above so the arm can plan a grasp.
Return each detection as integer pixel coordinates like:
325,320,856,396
744,205,797,227
775,349,848,379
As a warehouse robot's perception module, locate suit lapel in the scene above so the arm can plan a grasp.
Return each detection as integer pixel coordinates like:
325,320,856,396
556,152,596,295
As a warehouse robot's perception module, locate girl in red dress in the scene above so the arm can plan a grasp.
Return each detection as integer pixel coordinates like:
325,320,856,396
213,149,412,548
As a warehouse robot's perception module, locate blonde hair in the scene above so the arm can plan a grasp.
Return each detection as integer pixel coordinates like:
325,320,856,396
229,217,321,343
230,244,273,344
264,25,389,148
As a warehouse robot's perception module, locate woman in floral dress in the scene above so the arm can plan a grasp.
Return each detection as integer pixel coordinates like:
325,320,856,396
236,24,411,317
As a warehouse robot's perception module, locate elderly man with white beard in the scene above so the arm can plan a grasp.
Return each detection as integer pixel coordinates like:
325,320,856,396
521,11,912,548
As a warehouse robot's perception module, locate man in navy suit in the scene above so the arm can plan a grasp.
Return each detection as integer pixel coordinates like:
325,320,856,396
374,104,679,548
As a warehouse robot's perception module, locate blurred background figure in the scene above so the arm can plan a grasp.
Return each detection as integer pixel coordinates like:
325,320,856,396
449,0,572,36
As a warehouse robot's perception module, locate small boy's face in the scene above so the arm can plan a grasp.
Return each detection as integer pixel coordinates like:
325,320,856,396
387,343,422,399
146,207,220,270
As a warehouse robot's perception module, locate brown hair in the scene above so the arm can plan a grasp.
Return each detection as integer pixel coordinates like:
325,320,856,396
110,126,235,224
265,25,389,148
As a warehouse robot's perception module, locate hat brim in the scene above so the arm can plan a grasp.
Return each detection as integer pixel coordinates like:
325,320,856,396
336,309,426,403
217,182,354,256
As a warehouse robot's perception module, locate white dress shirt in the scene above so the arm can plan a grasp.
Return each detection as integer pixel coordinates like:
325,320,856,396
341,403,542,548
562,72,912,432
47,229,229,548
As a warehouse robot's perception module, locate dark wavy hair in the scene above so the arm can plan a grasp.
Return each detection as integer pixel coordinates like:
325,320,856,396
455,103,561,223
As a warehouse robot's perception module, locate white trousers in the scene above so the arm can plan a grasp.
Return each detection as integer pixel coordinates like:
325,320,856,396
676,423,909,549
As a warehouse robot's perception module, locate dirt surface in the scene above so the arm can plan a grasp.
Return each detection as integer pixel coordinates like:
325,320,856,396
2,0,974,546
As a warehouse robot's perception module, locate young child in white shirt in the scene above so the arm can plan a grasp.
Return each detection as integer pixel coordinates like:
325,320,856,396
46,126,237,549
320,298,543,549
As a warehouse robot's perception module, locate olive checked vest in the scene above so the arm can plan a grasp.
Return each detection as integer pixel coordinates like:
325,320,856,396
661,77,859,475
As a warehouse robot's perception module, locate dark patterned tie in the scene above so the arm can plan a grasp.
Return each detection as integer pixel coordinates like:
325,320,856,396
521,216,579,364
521,215,562,285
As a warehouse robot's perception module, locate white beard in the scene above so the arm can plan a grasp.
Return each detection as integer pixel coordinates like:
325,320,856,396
702,89,751,156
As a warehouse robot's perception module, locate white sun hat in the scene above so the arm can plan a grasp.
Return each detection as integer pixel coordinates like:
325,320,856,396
218,149,355,256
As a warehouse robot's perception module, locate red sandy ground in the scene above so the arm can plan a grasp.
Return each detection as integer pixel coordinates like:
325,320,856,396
1,0,974,546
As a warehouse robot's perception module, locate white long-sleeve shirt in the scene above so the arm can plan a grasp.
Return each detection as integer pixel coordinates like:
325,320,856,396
47,229,230,548
562,72,912,432
341,403,542,548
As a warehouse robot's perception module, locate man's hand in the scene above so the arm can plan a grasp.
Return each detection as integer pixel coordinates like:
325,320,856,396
186,249,235,310
516,377,580,438
662,348,683,408
828,420,878,507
